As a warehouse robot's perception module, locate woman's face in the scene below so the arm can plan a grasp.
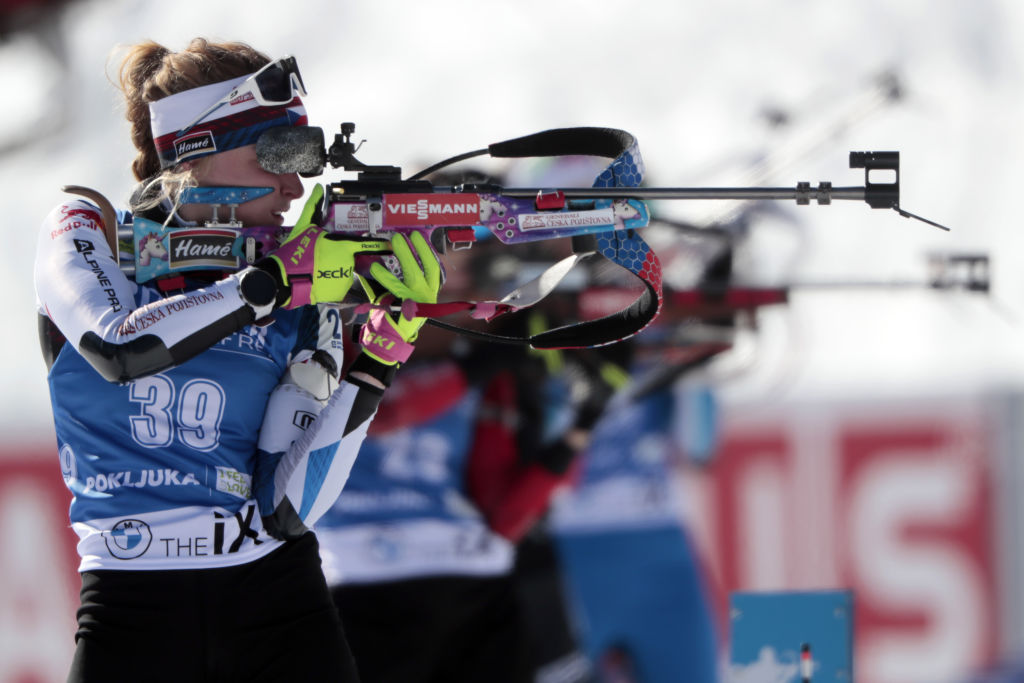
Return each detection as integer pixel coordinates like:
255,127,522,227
179,144,304,226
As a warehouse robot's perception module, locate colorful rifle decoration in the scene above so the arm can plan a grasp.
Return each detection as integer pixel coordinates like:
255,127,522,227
251,123,949,349
65,123,950,350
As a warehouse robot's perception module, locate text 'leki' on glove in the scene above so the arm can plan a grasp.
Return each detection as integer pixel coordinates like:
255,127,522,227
261,184,391,308
359,232,442,366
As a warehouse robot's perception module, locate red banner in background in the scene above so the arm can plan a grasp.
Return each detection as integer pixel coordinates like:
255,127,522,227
0,449,78,683
683,399,999,683
0,398,1005,683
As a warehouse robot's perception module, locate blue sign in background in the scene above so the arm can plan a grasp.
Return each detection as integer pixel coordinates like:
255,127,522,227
730,590,854,682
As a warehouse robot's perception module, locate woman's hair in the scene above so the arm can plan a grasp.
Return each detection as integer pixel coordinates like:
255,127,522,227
117,38,269,209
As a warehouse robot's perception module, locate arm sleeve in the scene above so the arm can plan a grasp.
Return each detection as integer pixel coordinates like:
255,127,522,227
467,370,580,543
254,372,385,540
253,302,370,540
34,200,272,382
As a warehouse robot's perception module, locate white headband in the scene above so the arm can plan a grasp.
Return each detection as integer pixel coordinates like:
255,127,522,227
149,73,307,168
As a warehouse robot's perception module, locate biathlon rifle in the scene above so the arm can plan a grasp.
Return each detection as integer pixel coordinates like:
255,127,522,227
64,123,949,351
253,123,949,349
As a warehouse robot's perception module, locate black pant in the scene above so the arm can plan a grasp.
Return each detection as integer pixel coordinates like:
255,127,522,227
332,574,530,683
68,533,359,683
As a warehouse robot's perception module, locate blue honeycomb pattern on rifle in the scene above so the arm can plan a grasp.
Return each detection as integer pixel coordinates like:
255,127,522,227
597,231,644,269
591,134,664,338
594,139,645,190
595,231,660,287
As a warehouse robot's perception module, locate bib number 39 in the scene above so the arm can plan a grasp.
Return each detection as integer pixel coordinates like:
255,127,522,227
128,374,225,451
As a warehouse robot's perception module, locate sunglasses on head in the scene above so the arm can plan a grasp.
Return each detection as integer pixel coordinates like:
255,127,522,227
177,56,307,136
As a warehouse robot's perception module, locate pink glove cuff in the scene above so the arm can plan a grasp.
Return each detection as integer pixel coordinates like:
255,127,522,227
275,226,320,308
361,308,415,364
286,279,313,309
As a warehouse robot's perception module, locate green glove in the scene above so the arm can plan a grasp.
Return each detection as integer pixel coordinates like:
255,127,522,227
261,184,391,308
359,232,442,365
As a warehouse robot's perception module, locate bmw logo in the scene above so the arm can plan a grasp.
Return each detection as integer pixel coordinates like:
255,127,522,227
104,519,153,560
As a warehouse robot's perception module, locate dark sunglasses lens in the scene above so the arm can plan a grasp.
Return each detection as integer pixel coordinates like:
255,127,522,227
254,63,293,102
256,126,326,176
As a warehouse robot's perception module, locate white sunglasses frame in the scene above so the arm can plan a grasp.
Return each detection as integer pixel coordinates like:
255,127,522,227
176,56,307,137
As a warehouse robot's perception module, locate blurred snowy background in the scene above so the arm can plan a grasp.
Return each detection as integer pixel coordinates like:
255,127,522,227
2,1,1023,681
4,0,1023,439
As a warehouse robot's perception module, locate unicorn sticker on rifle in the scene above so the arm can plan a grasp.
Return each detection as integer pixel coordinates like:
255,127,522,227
611,199,640,228
478,196,508,222
138,233,169,266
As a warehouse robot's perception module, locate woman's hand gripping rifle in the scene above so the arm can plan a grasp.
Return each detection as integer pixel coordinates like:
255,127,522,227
357,231,442,366
258,184,392,308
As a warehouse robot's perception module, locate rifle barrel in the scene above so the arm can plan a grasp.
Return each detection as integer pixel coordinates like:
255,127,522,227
496,185,867,203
